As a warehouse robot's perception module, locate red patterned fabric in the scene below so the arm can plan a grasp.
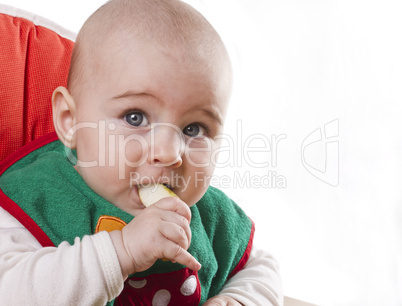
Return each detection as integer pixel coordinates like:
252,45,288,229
115,269,201,305
0,12,74,161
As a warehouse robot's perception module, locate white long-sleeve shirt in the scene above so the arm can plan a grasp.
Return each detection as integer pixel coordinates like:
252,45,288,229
0,206,283,305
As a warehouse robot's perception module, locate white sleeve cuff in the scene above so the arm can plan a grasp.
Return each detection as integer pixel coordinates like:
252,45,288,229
220,245,283,306
92,230,124,301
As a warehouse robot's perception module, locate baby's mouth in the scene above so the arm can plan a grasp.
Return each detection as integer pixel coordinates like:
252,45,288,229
162,182,172,190
138,183,178,207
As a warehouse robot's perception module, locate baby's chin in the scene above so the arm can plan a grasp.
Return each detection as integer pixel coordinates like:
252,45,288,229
98,185,145,217
176,190,204,208
113,200,147,217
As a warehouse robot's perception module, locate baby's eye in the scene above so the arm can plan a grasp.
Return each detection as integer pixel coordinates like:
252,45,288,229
124,111,148,127
183,123,205,137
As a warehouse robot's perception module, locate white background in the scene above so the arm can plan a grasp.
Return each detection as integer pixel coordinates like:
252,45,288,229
1,0,401,305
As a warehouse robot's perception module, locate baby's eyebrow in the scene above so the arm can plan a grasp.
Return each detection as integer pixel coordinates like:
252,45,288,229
199,108,223,126
112,90,149,100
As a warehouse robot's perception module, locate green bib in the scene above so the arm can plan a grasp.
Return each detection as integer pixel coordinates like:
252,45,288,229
0,134,253,305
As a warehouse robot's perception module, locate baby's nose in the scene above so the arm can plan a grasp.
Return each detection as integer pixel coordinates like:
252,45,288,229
149,124,184,168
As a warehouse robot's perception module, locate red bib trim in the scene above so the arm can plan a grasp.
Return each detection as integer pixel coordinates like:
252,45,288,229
228,219,255,278
0,132,59,247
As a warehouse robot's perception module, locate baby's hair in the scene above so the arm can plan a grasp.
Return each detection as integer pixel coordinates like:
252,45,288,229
67,0,230,98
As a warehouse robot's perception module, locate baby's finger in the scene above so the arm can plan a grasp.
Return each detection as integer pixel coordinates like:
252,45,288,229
161,211,191,244
154,197,192,223
160,222,191,250
162,241,201,271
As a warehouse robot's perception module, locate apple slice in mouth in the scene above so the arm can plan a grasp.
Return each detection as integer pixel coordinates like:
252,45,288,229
138,184,178,207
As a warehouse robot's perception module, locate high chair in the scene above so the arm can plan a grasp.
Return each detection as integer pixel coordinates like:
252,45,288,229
0,4,74,161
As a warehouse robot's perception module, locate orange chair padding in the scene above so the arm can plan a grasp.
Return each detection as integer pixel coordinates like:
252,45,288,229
0,11,74,161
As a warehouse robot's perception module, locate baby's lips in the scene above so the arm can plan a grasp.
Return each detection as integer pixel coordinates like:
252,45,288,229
138,183,178,207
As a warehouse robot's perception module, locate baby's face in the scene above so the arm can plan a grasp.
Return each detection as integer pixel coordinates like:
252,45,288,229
72,40,231,216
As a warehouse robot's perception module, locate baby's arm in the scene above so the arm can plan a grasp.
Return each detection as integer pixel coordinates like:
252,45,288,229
205,245,283,306
0,207,123,304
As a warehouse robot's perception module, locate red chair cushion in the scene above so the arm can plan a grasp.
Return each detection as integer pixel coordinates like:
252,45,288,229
0,10,74,161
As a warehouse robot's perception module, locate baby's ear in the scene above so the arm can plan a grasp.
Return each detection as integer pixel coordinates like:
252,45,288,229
52,86,76,149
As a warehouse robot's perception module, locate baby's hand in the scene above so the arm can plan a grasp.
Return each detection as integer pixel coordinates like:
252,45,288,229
203,295,243,306
110,197,201,279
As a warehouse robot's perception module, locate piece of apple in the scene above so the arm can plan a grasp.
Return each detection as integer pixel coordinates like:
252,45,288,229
138,184,178,207
138,184,180,262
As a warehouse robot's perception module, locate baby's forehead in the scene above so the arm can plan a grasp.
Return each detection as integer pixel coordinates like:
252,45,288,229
69,0,232,101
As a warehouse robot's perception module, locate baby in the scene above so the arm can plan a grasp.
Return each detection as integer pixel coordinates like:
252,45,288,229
0,0,282,304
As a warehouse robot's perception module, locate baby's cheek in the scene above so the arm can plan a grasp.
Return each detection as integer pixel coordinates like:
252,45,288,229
181,163,215,205
185,138,219,169
118,135,148,165
185,153,212,169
